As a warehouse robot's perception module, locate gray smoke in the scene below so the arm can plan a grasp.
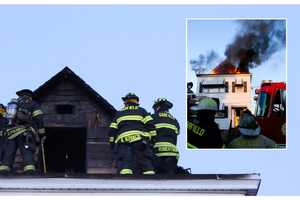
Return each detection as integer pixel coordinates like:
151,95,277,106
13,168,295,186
225,20,286,73
190,50,220,73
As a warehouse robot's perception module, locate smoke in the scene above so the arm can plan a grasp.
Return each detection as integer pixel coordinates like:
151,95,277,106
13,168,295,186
191,20,286,74
225,20,286,73
190,50,220,73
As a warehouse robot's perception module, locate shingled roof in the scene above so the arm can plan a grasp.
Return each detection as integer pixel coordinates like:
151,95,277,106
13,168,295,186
34,66,116,114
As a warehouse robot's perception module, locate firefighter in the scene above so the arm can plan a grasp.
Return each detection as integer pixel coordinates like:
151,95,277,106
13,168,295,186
151,98,180,175
108,93,156,175
0,89,45,175
187,82,196,111
0,104,7,165
187,97,223,149
227,112,277,148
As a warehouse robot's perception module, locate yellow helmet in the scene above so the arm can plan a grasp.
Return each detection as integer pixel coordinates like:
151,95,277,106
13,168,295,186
0,104,6,116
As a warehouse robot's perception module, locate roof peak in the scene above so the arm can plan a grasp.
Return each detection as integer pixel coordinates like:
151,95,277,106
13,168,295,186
34,66,116,114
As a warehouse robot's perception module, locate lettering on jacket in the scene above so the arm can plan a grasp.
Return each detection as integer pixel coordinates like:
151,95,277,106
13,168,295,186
188,122,206,136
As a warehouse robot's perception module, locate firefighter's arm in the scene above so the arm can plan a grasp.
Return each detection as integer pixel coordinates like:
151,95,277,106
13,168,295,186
108,117,118,150
32,103,46,138
142,111,157,142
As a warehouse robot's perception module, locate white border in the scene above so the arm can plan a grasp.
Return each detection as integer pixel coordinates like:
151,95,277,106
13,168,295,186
185,17,288,151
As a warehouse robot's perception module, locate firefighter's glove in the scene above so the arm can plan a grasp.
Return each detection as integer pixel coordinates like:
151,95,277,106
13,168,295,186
38,128,46,135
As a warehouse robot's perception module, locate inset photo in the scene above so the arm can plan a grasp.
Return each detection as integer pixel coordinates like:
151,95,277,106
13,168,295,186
187,19,286,149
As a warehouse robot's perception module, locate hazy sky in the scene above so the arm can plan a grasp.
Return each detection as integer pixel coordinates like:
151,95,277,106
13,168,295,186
0,5,297,195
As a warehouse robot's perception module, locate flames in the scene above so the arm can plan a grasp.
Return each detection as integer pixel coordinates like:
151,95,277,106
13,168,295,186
210,60,243,75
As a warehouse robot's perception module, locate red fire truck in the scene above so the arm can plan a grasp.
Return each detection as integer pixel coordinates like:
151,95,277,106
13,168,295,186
255,81,286,146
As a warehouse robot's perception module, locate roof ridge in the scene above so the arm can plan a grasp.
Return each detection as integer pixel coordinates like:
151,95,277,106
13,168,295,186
34,66,116,114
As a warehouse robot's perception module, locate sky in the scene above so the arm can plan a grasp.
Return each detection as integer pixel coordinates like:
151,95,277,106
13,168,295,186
0,5,298,195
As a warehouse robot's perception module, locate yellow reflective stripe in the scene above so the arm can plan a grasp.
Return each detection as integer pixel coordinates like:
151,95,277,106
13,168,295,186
157,146,178,153
143,170,155,175
120,168,133,174
149,130,157,137
115,130,143,143
0,165,10,171
6,127,27,139
109,122,118,129
23,164,36,171
155,123,179,134
117,135,141,143
141,132,151,138
32,110,43,117
142,116,153,124
38,128,45,134
154,142,177,148
187,142,198,149
155,152,179,159
116,115,143,125
109,136,114,143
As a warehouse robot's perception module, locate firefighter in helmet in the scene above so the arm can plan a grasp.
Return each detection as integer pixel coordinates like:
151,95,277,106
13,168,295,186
227,111,277,148
187,82,196,111
151,98,180,174
187,97,223,149
0,89,45,174
108,93,156,175
0,104,7,165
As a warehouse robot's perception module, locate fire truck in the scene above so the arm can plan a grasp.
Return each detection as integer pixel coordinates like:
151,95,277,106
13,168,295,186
254,81,286,146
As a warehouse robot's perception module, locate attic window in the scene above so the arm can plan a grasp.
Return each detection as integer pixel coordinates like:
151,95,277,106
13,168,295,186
56,105,74,114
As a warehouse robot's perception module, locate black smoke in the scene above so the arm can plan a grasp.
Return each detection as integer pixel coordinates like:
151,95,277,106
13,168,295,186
225,20,286,73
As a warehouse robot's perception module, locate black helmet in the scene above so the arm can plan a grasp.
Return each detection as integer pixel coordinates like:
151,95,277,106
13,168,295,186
187,82,193,89
122,92,139,102
153,98,173,109
16,89,34,97
0,104,5,109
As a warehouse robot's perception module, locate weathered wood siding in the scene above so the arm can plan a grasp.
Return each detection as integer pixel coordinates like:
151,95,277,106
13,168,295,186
36,80,115,174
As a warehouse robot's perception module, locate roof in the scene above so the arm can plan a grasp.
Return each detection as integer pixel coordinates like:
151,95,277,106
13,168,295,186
0,174,261,195
34,66,116,114
197,73,251,77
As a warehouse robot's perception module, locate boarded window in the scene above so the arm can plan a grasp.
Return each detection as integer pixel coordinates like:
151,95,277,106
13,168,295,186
56,105,74,114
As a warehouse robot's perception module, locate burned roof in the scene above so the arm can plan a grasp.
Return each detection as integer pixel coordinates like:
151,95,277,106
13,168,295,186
34,66,116,114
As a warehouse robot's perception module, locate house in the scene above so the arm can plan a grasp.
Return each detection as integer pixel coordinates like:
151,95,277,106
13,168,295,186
196,73,252,130
33,67,116,174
